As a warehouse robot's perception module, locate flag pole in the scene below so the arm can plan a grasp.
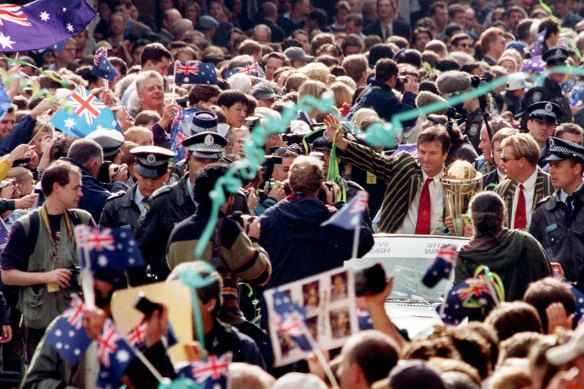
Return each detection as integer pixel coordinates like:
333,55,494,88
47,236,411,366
303,324,339,389
351,225,360,259
170,61,177,103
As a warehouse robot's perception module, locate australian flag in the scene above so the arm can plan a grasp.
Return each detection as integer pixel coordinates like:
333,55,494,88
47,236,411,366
177,352,232,389
174,61,218,85
50,86,121,138
223,62,264,79
321,191,369,230
272,290,312,351
92,47,119,82
171,107,198,161
46,294,92,365
422,244,458,288
0,0,96,52
74,225,145,271
97,319,136,389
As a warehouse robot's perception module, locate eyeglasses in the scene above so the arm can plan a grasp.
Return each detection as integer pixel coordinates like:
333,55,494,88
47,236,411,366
500,156,519,163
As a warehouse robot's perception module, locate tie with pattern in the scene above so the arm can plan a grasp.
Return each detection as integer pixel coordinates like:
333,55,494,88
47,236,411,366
415,178,433,234
514,184,527,229
565,196,574,226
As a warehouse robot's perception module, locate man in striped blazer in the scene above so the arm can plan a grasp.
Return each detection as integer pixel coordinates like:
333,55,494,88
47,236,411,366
495,133,553,229
325,115,450,234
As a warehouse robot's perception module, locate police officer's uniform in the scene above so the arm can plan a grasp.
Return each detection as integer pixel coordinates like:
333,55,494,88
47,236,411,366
529,137,584,282
99,146,175,229
521,47,573,128
134,111,228,283
524,101,563,167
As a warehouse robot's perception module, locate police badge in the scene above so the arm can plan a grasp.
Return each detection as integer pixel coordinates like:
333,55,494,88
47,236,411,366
533,91,542,102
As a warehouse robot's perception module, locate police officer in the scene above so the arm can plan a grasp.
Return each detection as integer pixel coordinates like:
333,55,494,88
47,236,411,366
524,101,562,167
521,46,573,128
133,111,228,284
529,137,584,283
99,146,175,229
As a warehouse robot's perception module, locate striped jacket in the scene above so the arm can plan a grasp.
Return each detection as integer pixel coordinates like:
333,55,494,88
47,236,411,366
494,168,553,228
339,141,432,233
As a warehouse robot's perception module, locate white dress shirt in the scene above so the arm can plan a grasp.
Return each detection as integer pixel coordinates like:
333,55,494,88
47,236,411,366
395,170,444,234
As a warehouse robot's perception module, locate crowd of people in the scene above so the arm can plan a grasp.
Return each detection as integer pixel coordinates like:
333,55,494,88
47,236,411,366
1,0,584,387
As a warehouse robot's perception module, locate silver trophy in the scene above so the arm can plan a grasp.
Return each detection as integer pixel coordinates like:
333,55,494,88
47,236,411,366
441,160,483,236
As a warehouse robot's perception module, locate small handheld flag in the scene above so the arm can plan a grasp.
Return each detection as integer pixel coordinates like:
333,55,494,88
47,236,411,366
50,86,121,138
174,61,217,85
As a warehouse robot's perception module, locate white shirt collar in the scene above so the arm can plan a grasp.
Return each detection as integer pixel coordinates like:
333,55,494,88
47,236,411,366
520,168,538,191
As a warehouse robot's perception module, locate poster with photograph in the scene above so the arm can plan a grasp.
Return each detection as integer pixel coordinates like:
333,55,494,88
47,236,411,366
263,267,358,366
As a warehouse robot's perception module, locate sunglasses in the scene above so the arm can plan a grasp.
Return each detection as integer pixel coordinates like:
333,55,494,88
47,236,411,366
500,156,519,163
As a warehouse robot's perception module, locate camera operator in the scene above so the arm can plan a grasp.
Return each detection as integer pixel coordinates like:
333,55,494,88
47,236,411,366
347,58,418,128
259,155,374,290
255,147,299,215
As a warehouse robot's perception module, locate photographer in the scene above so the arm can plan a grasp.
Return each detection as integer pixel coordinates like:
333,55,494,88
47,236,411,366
347,58,418,127
259,155,373,290
255,147,298,215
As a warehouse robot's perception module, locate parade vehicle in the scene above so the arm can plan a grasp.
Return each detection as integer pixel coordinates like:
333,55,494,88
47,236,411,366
345,234,470,338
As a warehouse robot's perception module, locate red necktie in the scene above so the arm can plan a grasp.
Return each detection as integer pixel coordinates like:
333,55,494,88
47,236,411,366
514,184,527,229
416,178,433,234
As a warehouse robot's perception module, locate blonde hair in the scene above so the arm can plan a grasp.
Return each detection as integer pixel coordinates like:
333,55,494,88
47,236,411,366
330,82,354,108
501,133,540,167
299,62,330,83
298,80,328,100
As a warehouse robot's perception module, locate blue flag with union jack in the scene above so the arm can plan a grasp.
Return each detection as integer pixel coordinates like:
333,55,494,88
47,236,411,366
0,0,95,52
223,62,264,79
74,225,145,271
46,294,93,366
177,352,232,389
170,106,198,161
50,86,121,138
174,61,217,85
272,290,312,351
92,47,119,82
321,191,369,230
96,319,136,389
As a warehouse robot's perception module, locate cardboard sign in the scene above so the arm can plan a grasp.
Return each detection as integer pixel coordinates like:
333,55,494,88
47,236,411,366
111,280,192,363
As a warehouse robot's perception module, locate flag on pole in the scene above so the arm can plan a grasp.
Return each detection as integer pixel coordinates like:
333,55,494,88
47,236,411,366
0,0,96,52
92,48,119,82
74,225,145,271
174,61,217,85
422,244,458,287
46,295,93,365
96,319,136,389
177,352,232,389
272,290,312,351
170,107,198,161
50,86,121,138
321,191,369,229
223,62,264,79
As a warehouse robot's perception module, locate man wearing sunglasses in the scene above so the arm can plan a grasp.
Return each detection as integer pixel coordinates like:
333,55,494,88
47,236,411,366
495,133,553,230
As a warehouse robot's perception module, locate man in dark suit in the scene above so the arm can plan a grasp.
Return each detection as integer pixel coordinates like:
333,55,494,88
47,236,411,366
495,133,553,230
325,116,450,234
363,0,412,41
